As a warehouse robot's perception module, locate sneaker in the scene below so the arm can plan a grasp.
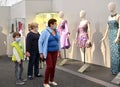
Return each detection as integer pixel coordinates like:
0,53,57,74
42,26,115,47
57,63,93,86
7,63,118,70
35,74,43,77
16,80,25,85
20,78,27,82
28,76,33,80
49,81,58,86
43,84,51,87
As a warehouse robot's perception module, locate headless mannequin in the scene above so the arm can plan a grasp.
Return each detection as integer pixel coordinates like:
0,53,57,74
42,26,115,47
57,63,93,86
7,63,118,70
76,10,91,63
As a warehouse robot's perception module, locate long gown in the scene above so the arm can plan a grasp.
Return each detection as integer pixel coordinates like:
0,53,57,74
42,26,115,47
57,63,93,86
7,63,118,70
108,16,120,74
58,20,70,49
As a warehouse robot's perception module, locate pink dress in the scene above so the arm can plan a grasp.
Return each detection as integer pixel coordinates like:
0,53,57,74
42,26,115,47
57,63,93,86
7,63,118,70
58,20,70,49
76,20,89,48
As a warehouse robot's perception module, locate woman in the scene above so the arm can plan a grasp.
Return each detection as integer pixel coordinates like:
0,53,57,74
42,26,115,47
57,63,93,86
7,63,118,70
26,22,42,80
38,19,61,87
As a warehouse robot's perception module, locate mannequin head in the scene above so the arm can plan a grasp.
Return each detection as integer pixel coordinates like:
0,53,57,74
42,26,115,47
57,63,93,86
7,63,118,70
80,10,86,19
59,11,64,19
108,2,116,12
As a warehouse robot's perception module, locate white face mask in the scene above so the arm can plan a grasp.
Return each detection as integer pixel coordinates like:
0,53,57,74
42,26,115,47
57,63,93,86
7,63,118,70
34,28,38,32
16,38,21,42
53,25,57,30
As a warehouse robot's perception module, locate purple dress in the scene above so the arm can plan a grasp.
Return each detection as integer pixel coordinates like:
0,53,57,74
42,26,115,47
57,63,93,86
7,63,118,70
76,20,89,48
58,20,70,49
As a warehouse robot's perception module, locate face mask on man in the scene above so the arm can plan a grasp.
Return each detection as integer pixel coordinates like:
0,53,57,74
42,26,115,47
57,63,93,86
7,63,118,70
16,38,21,42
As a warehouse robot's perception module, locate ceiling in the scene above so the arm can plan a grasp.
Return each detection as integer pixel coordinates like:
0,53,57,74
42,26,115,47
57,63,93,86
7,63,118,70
0,0,23,6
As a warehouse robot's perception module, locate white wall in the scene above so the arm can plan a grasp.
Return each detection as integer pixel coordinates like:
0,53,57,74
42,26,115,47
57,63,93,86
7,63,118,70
25,0,52,34
2,0,120,67
52,0,120,67
10,0,26,19
0,7,10,55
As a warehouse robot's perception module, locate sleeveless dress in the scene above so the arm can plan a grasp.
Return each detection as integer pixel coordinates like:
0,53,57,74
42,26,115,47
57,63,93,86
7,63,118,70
76,21,89,48
58,20,70,49
108,15,120,74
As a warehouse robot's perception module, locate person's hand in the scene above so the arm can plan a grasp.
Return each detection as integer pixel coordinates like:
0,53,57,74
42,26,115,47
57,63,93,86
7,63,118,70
114,38,119,44
58,51,62,58
26,52,30,57
18,61,21,64
40,53,44,60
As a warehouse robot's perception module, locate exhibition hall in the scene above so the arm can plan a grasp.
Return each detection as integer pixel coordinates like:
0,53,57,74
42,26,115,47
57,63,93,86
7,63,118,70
0,0,120,87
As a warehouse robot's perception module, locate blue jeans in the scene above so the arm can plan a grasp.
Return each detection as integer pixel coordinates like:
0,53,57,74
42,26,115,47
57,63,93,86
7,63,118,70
14,60,23,81
27,53,40,76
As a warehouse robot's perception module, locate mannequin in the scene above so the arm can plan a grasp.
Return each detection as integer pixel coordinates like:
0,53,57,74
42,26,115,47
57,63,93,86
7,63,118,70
75,10,91,64
58,11,70,49
102,2,120,75
58,11,70,65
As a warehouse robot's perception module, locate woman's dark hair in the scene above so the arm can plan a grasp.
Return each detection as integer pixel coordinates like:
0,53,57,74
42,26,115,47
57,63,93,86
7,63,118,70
13,32,21,38
48,18,57,27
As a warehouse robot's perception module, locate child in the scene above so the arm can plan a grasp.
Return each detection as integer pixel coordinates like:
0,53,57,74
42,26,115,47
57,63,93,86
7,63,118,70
11,32,26,85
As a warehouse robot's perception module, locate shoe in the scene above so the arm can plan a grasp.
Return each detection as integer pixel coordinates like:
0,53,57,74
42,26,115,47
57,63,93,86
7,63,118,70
16,80,25,85
20,78,27,82
43,84,51,87
49,81,58,86
28,76,33,80
35,74,43,77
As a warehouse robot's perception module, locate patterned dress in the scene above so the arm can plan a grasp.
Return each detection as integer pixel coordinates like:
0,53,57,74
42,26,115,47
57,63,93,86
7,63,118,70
58,20,70,49
108,17,120,74
76,20,89,48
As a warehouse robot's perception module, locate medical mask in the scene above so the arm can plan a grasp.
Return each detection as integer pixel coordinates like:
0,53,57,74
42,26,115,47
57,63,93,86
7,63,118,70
35,28,38,32
16,38,21,42
53,25,57,30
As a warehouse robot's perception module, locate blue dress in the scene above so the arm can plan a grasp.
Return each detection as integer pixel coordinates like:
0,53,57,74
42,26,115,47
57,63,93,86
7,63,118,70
108,19,120,74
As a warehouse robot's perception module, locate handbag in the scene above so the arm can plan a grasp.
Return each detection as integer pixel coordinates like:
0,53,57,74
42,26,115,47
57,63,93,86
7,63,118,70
86,40,92,48
65,38,71,49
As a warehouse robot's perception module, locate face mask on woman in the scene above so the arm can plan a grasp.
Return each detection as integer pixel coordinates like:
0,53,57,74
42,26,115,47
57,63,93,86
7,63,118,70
53,25,57,30
16,38,21,42
34,28,38,32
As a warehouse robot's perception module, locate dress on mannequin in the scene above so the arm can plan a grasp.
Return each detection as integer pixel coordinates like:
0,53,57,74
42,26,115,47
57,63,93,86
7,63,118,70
108,14,120,74
76,20,89,48
102,2,120,75
58,19,70,49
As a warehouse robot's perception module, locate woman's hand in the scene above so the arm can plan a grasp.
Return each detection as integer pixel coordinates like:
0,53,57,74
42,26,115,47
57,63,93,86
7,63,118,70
26,52,30,57
40,53,44,60
58,51,62,58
